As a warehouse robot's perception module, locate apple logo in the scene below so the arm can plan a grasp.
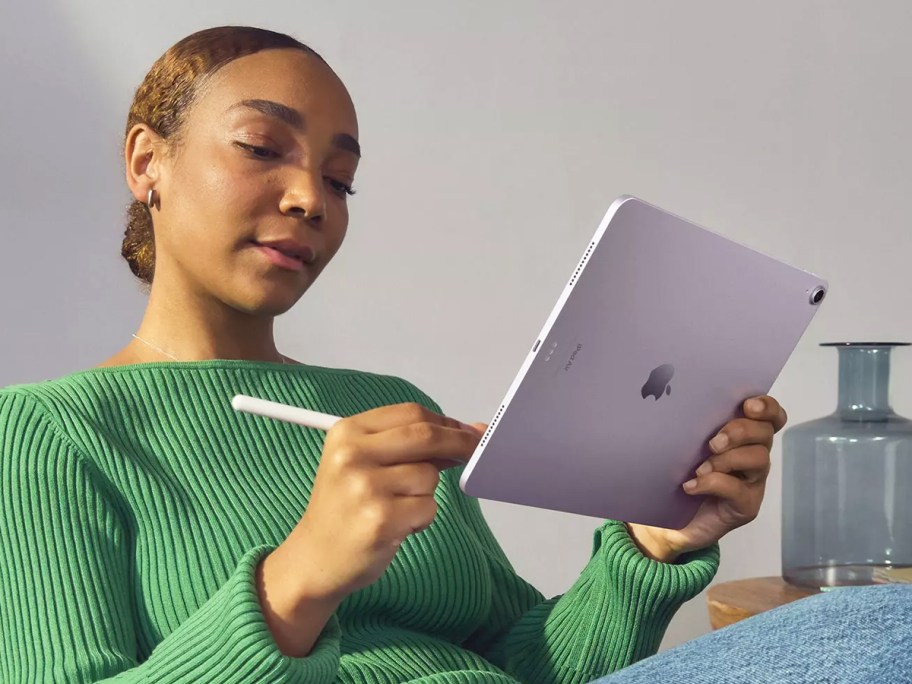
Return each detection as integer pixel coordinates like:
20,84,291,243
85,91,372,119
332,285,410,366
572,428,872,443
641,364,675,400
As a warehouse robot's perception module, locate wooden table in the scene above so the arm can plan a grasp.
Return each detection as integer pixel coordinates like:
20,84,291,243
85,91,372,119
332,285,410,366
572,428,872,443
707,577,821,629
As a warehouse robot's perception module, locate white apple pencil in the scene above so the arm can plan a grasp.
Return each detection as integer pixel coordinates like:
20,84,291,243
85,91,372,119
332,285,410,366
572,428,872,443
231,394,342,431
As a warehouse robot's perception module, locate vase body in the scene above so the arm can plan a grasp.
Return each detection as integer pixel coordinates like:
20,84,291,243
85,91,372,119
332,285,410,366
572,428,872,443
781,342,912,588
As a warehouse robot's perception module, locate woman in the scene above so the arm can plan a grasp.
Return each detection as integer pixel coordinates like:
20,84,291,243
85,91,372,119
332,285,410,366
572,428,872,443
1,25,906,684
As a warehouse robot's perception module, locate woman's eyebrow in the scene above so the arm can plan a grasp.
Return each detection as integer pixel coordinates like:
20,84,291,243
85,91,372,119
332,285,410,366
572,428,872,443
230,98,304,128
228,98,361,158
332,133,361,158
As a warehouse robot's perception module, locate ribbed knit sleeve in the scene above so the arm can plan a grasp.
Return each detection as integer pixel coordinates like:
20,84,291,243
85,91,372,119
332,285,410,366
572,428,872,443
456,485,719,684
0,390,341,684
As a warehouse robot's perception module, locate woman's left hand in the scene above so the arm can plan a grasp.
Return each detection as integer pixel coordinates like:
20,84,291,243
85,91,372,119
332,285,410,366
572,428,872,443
627,394,788,563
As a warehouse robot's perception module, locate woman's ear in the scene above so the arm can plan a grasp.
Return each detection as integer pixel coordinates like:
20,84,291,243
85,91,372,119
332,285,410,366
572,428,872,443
125,124,165,204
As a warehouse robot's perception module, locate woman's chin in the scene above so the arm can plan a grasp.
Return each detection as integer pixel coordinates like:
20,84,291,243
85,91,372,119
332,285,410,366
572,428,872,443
231,282,307,317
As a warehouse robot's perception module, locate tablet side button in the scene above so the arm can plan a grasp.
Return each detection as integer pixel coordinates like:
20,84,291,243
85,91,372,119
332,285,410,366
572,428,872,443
532,339,541,352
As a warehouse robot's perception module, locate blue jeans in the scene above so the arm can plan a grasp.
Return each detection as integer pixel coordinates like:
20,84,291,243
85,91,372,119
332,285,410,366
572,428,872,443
590,584,912,684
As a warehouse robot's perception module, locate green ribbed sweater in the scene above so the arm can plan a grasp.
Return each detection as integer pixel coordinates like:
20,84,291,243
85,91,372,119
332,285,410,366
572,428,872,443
0,361,719,683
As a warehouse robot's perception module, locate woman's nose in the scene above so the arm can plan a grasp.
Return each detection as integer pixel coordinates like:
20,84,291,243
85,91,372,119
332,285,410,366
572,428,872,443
279,171,325,222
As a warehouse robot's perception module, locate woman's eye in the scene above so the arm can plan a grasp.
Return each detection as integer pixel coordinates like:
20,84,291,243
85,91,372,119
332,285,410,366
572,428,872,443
235,142,280,160
327,178,357,198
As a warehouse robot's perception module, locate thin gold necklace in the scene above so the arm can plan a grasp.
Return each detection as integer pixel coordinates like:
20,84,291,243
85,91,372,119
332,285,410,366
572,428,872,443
131,333,290,365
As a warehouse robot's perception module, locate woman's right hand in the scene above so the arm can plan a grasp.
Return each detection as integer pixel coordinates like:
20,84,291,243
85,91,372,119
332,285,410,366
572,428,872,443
256,402,485,656
265,402,486,611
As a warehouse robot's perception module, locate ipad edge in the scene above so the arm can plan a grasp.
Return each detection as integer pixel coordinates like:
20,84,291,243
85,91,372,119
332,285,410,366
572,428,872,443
459,194,638,493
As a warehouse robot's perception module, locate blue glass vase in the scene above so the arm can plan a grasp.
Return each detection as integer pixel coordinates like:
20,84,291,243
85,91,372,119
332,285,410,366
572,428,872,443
781,342,912,588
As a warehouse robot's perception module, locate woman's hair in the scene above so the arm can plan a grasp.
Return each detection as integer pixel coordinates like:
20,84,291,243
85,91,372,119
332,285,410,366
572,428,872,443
121,26,326,287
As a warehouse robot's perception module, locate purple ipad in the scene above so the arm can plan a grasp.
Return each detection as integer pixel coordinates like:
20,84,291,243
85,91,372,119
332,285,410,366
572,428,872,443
459,196,828,529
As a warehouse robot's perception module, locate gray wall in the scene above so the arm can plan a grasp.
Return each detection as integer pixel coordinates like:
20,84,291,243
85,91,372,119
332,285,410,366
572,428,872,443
2,0,911,650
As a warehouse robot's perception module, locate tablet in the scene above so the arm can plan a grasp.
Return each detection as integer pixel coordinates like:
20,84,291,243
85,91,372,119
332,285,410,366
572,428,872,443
459,196,827,529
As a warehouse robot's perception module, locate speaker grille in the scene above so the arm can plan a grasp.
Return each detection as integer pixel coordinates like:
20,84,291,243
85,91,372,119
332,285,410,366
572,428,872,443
478,403,506,450
568,241,596,287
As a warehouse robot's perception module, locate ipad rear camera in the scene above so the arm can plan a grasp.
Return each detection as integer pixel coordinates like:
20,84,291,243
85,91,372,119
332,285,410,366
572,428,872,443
810,286,826,305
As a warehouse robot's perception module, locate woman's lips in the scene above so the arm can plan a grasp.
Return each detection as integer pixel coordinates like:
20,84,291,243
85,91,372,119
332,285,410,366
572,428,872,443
251,241,310,272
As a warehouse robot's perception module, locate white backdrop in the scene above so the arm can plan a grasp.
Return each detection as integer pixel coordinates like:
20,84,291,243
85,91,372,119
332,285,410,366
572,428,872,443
2,0,911,650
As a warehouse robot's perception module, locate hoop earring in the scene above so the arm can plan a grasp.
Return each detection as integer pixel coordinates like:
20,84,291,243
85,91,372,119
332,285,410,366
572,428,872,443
146,188,155,209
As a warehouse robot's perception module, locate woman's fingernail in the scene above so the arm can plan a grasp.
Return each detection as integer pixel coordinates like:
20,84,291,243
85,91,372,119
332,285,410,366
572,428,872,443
747,399,764,414
709,433,729,452
683,478,698,492
696,461,713,476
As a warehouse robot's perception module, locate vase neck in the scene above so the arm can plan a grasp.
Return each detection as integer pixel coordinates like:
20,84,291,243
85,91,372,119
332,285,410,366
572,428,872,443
836,347,894,420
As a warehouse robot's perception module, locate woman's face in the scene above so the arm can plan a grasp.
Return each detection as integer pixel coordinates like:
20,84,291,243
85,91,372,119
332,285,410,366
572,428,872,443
147,48,360,315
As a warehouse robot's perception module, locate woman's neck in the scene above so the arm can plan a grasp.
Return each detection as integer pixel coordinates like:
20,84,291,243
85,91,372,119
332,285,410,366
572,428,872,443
128,271,289,364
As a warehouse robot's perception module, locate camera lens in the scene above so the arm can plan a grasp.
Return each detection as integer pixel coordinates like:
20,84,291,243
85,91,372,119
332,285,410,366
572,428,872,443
810,287,826,305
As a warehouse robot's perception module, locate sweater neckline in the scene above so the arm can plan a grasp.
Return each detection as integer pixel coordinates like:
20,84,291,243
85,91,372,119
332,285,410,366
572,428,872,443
57,358,345,380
